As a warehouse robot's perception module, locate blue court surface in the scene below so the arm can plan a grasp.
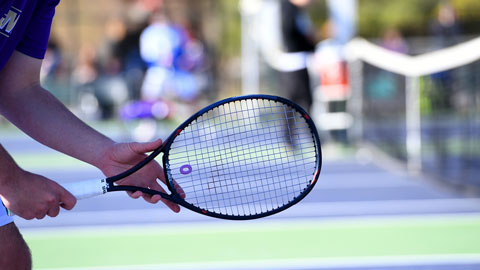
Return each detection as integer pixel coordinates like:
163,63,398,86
3,133,480,270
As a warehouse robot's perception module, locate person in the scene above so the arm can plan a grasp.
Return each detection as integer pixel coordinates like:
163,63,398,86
280,0,317,112
0,1,181,269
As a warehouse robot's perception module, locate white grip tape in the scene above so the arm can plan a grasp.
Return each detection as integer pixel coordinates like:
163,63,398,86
63,179,108,200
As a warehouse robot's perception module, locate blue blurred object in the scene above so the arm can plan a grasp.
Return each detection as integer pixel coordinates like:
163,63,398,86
121,100,170,120
139,17,207,102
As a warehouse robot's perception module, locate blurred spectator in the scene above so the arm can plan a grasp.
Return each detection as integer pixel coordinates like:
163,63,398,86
139,12,207,103
430,1,460,48
429,1,460,110
121,8,210,141
381,27,409,54
314,20,349,101
72,44,98,90
280,0,316,112
313,20,350,143
40,39,62,82
71,43,101,118
363,28,409,104
40,39,71,104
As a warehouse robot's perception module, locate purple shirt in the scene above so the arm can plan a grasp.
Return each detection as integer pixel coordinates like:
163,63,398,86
0,0,60,70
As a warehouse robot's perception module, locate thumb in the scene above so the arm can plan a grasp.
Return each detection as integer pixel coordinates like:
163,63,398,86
129,139,163,154
58,185,77,210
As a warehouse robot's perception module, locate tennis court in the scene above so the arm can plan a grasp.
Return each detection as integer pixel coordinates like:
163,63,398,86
23,215,480,269
5,133,480,270
1,1,479,269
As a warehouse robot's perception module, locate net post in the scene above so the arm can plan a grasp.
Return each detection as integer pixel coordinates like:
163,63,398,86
347,59,364,143
406,76,422,173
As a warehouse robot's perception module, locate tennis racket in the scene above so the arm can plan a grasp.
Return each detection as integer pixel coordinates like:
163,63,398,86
62,95,322,220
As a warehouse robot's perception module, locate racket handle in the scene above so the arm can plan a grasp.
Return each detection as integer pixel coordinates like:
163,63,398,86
5,179,108,216
62,179,108,200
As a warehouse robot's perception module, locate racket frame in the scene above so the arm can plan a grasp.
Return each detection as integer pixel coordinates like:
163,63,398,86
105,95,322,220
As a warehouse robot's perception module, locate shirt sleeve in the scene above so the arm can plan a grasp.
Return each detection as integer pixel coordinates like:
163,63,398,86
16,0,60,59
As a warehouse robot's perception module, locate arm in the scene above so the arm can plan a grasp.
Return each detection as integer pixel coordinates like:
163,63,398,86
0,51,180,217
0,144,75,219
0,51,115,167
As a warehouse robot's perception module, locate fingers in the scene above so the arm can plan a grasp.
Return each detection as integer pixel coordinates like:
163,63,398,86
2,170,78,220
47,205,60,218
41,184,76,219
172,179,186,199
32,193,60,219
127,190,143,199
124,179,181,213
155,163,167,184
36,182,76,219
128,139,163,154
155,167,184,210
58,185,77,211
144,181,180,213
154,164,185,199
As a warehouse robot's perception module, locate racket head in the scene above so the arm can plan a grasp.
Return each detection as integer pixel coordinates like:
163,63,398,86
162,95,322,220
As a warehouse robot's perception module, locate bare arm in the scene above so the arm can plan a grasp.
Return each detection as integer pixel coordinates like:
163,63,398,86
0,51,181,215
0,51,115,167
0,144,75,219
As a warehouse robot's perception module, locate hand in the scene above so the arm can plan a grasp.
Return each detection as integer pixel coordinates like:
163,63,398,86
97,139,184,212
0,169,76,220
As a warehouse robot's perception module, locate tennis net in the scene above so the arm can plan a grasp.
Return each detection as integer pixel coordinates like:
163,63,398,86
346,37,480,191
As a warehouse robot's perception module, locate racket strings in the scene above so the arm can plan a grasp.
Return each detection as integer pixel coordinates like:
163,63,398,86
191,170,316,206
173,124,312,151
204,100,311,214
168,99,317,216
183,105,310,214
169,135,316,167
175,113,311,147
170,161,315,196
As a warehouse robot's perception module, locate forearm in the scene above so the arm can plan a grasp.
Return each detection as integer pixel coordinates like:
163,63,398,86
0,83,114,168
0,143,77,219
0,144,21,186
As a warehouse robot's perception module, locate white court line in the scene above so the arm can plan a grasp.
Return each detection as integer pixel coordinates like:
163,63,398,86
36,254,480,270
16,197,480,230
21,212,480,237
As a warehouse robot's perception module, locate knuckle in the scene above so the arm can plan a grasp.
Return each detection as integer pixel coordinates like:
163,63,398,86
36,205,48,216
46,195,57,204
48,210,59,218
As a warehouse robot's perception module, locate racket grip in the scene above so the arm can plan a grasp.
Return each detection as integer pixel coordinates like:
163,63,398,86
62,179,108,200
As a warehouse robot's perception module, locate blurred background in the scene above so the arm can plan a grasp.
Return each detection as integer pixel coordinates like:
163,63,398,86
2,0,480,269
32,0,480,192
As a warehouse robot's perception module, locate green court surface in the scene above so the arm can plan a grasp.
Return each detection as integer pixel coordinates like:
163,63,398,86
25,215,480,269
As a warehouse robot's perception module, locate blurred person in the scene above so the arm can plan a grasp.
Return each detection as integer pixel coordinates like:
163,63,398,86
72,44,99,86
314,20,348,100
139,13,206,103
40,39,62,82
381,27,409,54
429,1,461,110
313,20,350,143
100,15,149,101
0,1,182,269
71,43,101,118
39,39,72,104
431,1,460,48
139,13,180,101
123,12,208,142
280,0,317,112
73,42,129,120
